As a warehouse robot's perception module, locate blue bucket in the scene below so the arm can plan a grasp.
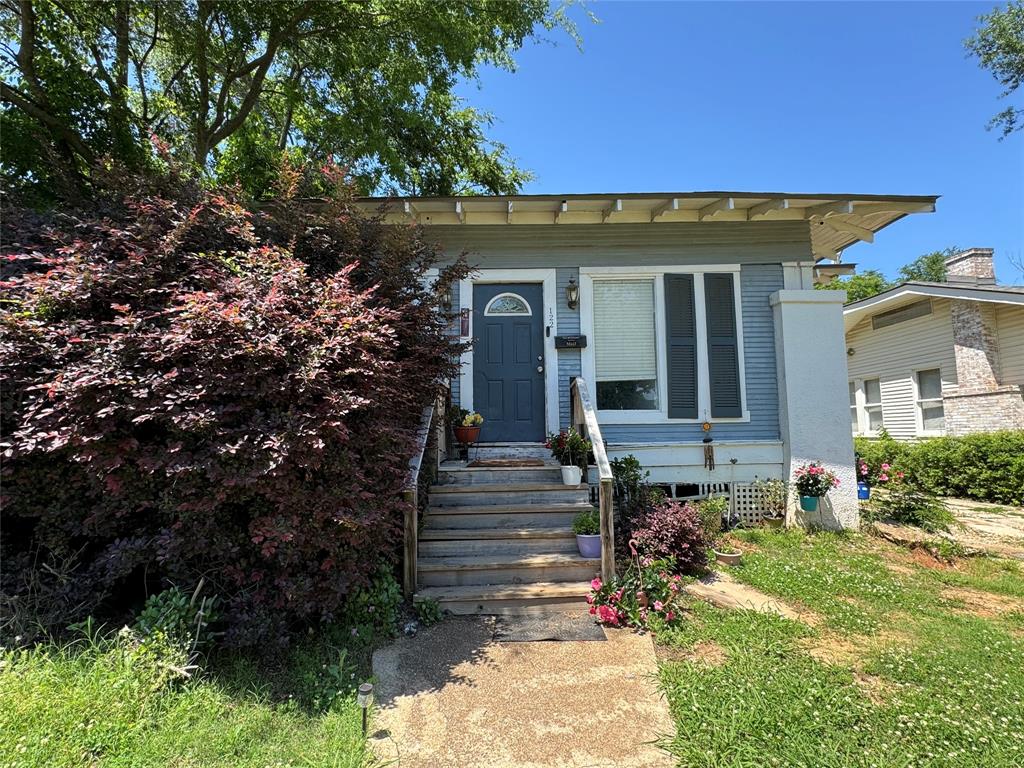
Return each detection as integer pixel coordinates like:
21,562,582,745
799,495,819,513
857,481,871,500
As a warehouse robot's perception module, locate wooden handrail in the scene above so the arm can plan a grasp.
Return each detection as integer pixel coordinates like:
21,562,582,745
403,382,450,597
570,377,615,582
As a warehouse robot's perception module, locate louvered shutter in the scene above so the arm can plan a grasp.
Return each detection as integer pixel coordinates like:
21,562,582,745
664,274,698,418
704,273,742,417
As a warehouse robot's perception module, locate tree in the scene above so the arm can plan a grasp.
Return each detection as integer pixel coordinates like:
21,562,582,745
897,247,957,283
1,1,581,200
965,1,1024,138
816,269,892,303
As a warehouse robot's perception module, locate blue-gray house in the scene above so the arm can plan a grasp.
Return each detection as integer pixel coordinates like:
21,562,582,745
362,192,936,612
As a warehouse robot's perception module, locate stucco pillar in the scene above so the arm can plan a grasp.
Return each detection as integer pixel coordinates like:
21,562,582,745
770,290,858,529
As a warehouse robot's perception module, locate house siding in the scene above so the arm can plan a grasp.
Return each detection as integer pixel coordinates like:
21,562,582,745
845,298,958,440
995,304,1024,386
433,222,805,445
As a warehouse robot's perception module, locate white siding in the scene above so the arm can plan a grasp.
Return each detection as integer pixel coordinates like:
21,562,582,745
995,304,1024,386
845,298,957,439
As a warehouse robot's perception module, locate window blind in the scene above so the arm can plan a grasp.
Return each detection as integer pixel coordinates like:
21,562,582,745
593,280,657,382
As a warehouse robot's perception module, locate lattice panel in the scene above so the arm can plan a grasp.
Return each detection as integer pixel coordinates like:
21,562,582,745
731,482,766,525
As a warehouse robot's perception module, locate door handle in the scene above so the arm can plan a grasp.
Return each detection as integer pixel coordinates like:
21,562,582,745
537,365,544,373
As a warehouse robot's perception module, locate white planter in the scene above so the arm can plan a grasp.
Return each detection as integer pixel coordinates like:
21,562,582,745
560,465,582,486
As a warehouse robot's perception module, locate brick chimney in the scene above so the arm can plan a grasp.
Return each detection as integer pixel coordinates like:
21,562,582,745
945,248,996,286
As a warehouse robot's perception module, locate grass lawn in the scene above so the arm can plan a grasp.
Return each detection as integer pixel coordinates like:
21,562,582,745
658,529,1024,768
0,626,373,767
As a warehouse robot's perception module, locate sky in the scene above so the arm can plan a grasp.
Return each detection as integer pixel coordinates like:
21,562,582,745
456,0,1024,283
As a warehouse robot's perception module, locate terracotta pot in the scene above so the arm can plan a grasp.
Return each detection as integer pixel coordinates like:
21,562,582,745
453,425,481,445
714,549,742,566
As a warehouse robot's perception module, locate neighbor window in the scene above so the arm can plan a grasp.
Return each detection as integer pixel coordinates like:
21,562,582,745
863,378,883,432
593,279,658,410
916,369,945,433
849,380,858,434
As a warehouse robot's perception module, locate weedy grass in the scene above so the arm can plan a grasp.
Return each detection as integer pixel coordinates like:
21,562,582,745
659,529,1024,768
0,627,373,768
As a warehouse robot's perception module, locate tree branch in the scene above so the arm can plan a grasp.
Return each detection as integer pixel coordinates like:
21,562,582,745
1,81,95,162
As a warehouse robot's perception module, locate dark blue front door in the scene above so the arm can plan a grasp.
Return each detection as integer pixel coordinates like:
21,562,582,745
473,283,545,442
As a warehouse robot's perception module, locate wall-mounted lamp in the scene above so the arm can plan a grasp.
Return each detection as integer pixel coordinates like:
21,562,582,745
565,277,579,310
440,284,453,311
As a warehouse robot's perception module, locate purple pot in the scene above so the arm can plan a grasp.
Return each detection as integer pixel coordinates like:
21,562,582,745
576,534,601,559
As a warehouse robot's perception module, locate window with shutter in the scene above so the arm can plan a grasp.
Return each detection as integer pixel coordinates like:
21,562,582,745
664,274,698,419
704,273,742,418
592,279,658,410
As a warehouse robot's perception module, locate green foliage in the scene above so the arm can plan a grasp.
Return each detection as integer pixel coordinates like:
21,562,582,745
0,628,370,766
572,509,601,536
414,598,444,627
873,479,955,533
134,584,219,651
343,564,402,644
897,247,956,283
0,0,583,200
966,0,1024,138
815,269,892,302
855,430,1024,505
695,495,728,545
544,427,591,470
753,477,788,518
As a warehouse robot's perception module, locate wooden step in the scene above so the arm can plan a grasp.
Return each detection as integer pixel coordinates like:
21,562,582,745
424,502,594,529
419,527,577,557
414,581,591,615
429,482,590,507
417,552,599,587
437,465,563,485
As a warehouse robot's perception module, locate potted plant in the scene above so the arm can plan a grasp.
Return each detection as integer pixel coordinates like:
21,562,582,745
545,427,592,486
793,461,840,512
698,495,741,565
754,477,788,529
572,509,602,558
451,408,483,445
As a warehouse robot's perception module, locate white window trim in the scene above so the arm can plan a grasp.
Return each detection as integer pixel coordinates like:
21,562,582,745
913,367,946,437
850,377,884,437
458,269,559,435
579,264,750,425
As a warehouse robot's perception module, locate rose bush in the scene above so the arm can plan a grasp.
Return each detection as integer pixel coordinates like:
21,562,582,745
1,168,467,646
587,553,686,631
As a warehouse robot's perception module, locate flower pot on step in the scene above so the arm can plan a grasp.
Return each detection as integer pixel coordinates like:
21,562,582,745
576,534,601,558
799,495,820,512
714,549,742,566
453,425,481,445
560,465,582,486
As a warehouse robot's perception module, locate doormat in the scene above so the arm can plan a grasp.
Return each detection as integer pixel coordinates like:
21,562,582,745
467,458,545,468
493,613,606,643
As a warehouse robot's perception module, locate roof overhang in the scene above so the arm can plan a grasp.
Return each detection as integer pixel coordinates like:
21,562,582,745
355,191,938,262
843,281,1024,333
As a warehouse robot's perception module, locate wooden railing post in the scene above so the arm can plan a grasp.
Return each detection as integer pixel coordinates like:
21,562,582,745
402,487,417,597
571,377,616,582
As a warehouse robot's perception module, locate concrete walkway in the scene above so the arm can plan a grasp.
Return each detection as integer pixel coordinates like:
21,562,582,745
370,614,674,768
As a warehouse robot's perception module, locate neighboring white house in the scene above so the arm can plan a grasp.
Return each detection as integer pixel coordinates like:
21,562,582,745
844,248,1024,440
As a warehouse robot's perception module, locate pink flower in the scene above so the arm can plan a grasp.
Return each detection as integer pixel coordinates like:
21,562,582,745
897,471,905,480
589,605,596,615
879,474,889,482
665,611,675,622
597,605,618,625
615,589,625,602
590,577,602,591
653,600,664,611
881,463,890,471
586,594,594,605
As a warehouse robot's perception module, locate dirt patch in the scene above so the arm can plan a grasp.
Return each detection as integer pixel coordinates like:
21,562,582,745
657,640,728,667
853,671,895,706
939,587,1024,619
800,625,912,668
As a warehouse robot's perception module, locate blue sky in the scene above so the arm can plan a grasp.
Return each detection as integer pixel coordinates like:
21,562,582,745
457,1,1024,282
